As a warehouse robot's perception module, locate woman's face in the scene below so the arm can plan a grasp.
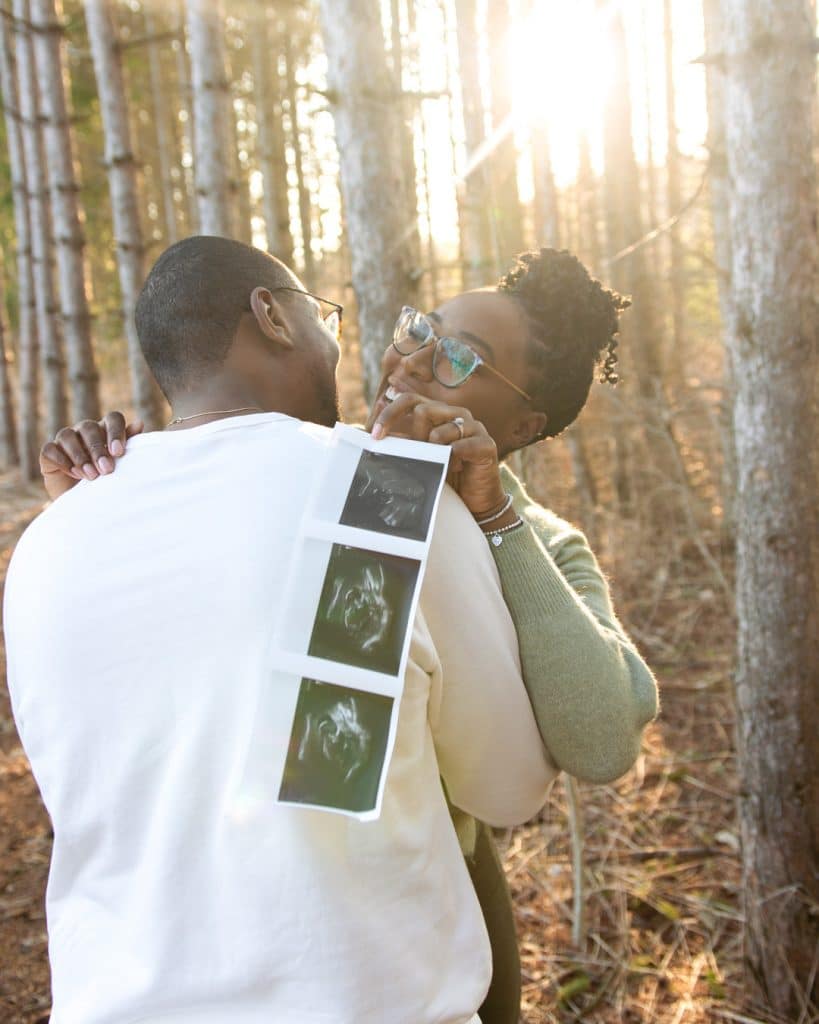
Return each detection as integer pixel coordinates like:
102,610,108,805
369,289,547,455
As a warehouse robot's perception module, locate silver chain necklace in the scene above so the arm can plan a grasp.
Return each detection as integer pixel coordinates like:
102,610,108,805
166,405,264,428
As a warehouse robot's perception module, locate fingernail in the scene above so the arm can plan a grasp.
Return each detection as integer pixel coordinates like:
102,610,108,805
69,467,83,480
372,424,384,441
98,456,114,474
110,440,124,456
83,463,97,480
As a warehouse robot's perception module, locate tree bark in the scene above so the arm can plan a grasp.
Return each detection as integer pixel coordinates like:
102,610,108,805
702,0,737,539
84,0,165,427
251,9,293,263
720,0,819,1013
531,125,560,249
0,246,20,468
663,0,686,380
0,6,36,476
30,0,100,423
485,0,524,259
13,0,67,442
185,0,235,237
282,15,314,285
453,0,493,286
145,6,179,245
601,6,700,509
318,0,419,399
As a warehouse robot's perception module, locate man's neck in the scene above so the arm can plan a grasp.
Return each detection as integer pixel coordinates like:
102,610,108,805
165,381,269,431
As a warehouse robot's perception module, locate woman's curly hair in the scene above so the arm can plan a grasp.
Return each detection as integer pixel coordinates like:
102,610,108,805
498,248,630,438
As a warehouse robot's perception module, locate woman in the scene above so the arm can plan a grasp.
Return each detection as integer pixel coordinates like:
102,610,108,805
39,248,658,1024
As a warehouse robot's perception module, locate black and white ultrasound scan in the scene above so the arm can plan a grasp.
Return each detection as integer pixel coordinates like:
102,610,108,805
339,449,445,542
278,678,394,813
308,544,420,676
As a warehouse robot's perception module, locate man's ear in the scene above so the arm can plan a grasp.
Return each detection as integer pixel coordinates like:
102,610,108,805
250,286,294,350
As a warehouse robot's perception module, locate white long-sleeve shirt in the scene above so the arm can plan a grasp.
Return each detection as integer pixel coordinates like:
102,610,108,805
4,412,556,1024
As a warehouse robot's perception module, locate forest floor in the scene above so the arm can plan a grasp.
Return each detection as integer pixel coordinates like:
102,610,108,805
0,467,788,1024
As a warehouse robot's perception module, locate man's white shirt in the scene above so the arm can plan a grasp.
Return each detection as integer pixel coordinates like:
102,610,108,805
4,412,555,1024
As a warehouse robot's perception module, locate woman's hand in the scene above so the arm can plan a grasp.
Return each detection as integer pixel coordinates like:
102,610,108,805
39,412,144,501
370,393,506,521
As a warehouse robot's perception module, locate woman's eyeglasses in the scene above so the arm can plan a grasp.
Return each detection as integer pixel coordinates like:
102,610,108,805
392,306,532,401
272,287,343,341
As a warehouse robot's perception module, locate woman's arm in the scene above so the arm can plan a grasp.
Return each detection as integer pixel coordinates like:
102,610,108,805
491,464,658,783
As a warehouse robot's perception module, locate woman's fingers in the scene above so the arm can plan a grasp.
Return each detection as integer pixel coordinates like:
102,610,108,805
101,411,128,457
54,423,98,479
370,393,505,519
38,441,80,498
372,393,473,442
74,420,116,476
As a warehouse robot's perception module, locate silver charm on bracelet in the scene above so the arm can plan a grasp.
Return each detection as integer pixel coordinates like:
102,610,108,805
485,517,524,546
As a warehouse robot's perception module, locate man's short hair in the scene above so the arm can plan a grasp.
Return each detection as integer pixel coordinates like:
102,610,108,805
135,235,296,399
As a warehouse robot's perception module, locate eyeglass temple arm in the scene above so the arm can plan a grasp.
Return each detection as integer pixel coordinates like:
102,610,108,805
481,361,532,402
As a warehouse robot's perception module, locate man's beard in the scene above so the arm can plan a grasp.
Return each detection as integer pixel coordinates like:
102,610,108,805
312,370,342,428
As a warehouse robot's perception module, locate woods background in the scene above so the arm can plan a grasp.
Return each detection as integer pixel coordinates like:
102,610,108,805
0,1,816,1022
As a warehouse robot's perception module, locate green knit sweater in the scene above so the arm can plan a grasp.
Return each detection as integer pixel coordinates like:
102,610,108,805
491,464,658,780
459,466,658,1024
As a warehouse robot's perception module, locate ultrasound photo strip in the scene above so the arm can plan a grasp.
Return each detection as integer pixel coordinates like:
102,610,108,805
269,425,451,819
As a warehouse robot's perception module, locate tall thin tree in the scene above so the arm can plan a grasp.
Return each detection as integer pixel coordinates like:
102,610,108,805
453,0,493,286
250,9,293,263
663,0,686,379
185,0,235,237
720,0,819,1013
318,0,419,397
0,3,36,476
282,11,314,284
702,0,736,538
84,0,165,427
0,246,19,468
145,6,179,245
485,0,524,258
30,0,100,422
13,0,67,439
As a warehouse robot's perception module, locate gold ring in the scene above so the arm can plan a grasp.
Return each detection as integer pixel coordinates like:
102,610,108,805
452,416,465,439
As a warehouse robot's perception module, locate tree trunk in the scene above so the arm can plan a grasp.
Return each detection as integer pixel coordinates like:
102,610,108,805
531,125,560,249
663,0,686,381
720,0,819,1013
318,0,419,399
185,0,235,237
225,30,253,247
485,0,524,259
250,10,293,262
172,0,197,232
702,0,737,540
282,18,314,285
601,6,701,510
145,7,179,245
13,0,67,442
84,0,165,427
0,7,36,476
577,134,602,274
0,247,20,468
30,0,99,423
453,0,493,286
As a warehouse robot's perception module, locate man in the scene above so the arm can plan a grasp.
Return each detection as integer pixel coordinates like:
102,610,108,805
4,236,556,1023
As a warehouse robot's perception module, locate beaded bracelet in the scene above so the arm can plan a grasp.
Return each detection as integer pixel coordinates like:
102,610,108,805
475,492,513,526
484,517,524,546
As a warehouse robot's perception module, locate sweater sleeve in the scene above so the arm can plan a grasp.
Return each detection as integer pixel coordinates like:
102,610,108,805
487,465,659,784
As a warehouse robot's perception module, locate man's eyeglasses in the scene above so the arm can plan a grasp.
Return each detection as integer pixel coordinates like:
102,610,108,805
392,306,532,401
272,287,343,341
